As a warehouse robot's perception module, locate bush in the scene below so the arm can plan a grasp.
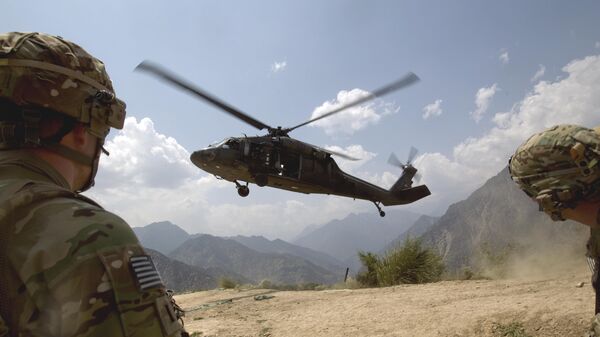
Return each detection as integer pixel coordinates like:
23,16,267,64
356,237,444,287
491,321,531,337
356,251,379,287
218,277,237,289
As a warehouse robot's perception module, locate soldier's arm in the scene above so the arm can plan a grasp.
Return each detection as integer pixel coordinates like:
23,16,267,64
562,201,600,228
9,199,185,337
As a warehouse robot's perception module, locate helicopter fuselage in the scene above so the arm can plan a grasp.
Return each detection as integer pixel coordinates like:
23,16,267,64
190,136,429,207
137,61,429,216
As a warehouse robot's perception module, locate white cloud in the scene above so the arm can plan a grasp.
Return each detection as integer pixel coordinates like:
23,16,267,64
422,99,443,119
530,64,546,82
499,50,510,64
99,117,197,189
271,61,287,73
470,84,498,123
309,88,398,135
407,54,600,215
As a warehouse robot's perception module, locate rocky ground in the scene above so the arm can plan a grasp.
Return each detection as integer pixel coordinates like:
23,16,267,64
175,269,595,337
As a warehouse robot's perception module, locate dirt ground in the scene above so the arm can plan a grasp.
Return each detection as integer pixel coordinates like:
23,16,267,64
175,269,596,337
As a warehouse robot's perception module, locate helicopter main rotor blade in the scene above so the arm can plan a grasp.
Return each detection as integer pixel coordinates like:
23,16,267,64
315,146,361,161
287,72,420,132
135,61,273,131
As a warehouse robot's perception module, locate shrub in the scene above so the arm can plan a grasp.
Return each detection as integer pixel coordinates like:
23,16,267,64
218,277,237,289
377,237,444,286
491,321,531,337
356,237,444,287
356,251,379,287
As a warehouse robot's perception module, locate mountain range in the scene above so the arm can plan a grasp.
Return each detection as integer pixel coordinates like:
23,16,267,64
169,234,342,284
293,209,422,271
133,166,589,291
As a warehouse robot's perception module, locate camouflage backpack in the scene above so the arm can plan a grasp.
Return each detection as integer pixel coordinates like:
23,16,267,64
509,124,600,221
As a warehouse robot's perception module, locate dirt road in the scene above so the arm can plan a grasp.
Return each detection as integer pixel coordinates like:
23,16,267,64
175,270,595,337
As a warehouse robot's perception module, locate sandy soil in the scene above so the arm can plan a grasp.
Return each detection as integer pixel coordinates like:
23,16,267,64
175,270,596,337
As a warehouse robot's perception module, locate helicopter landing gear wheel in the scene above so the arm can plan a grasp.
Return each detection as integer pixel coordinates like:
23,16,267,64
237,186,249,197
254,174,268,187
234,181,250,197
373,201,386,217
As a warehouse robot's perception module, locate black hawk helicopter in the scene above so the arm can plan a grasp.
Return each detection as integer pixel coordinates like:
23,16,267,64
136,61,430,217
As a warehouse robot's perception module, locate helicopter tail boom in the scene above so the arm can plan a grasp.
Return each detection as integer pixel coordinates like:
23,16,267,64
382,184,431,206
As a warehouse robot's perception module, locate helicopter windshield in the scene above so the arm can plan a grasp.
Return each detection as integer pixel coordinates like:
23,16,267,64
209,138,240,149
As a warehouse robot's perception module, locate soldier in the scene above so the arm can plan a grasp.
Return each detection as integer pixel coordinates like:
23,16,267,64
0,32,188,336
509,124,600,336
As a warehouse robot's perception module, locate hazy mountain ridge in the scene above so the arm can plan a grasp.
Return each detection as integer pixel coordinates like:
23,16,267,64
133,221,191,255
146,248,217,291
292,209,422,271
229,235,346,274
169,234,343,284
418,167,588,271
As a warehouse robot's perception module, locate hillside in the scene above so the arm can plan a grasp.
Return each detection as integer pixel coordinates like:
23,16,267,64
146,248,217,291
169,234,343,284
419,167,588,273
293,209,421,270
382,214,439,253
229,235,346,274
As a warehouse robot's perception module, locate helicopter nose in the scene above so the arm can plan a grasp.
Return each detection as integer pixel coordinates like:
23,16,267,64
190,149,216,166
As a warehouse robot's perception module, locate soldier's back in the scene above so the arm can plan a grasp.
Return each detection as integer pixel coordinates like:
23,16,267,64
0,151,186,337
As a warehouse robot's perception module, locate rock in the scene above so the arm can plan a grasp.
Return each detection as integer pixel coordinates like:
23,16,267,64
254,295,275,301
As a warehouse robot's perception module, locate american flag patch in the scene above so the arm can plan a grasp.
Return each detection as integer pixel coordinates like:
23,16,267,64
129,255,164,291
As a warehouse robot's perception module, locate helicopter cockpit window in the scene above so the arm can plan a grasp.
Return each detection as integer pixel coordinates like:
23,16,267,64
220,138,240,150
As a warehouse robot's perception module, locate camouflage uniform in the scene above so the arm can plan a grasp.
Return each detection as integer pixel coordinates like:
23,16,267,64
0,32,187,336
509,124,600,336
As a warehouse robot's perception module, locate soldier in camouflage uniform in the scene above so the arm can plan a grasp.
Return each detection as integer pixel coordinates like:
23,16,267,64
0,32,188,336
509,124,600,336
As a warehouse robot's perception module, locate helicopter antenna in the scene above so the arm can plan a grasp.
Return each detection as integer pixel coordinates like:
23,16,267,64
286,72,419,133
135,61,273,131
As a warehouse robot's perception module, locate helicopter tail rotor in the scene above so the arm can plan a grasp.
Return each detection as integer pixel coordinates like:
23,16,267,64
388,146,419,170
388,147,421,190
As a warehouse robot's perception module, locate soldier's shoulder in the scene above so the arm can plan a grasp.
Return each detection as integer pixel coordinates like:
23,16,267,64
3,179,139,254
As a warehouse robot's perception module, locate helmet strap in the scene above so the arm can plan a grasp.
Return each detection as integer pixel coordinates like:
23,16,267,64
41,138,103,192
41,142,94,167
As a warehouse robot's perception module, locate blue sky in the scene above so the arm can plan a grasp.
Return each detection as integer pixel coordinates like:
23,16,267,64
4,1,600,239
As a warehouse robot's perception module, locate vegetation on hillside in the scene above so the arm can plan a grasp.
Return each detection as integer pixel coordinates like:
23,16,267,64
356,237,445,287
218,277,237,289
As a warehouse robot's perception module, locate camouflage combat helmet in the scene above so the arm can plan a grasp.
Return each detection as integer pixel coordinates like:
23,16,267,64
0,32,126,190
509,124,600,221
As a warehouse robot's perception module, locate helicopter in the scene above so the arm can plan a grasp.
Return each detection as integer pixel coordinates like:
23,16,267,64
136,61,430,217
